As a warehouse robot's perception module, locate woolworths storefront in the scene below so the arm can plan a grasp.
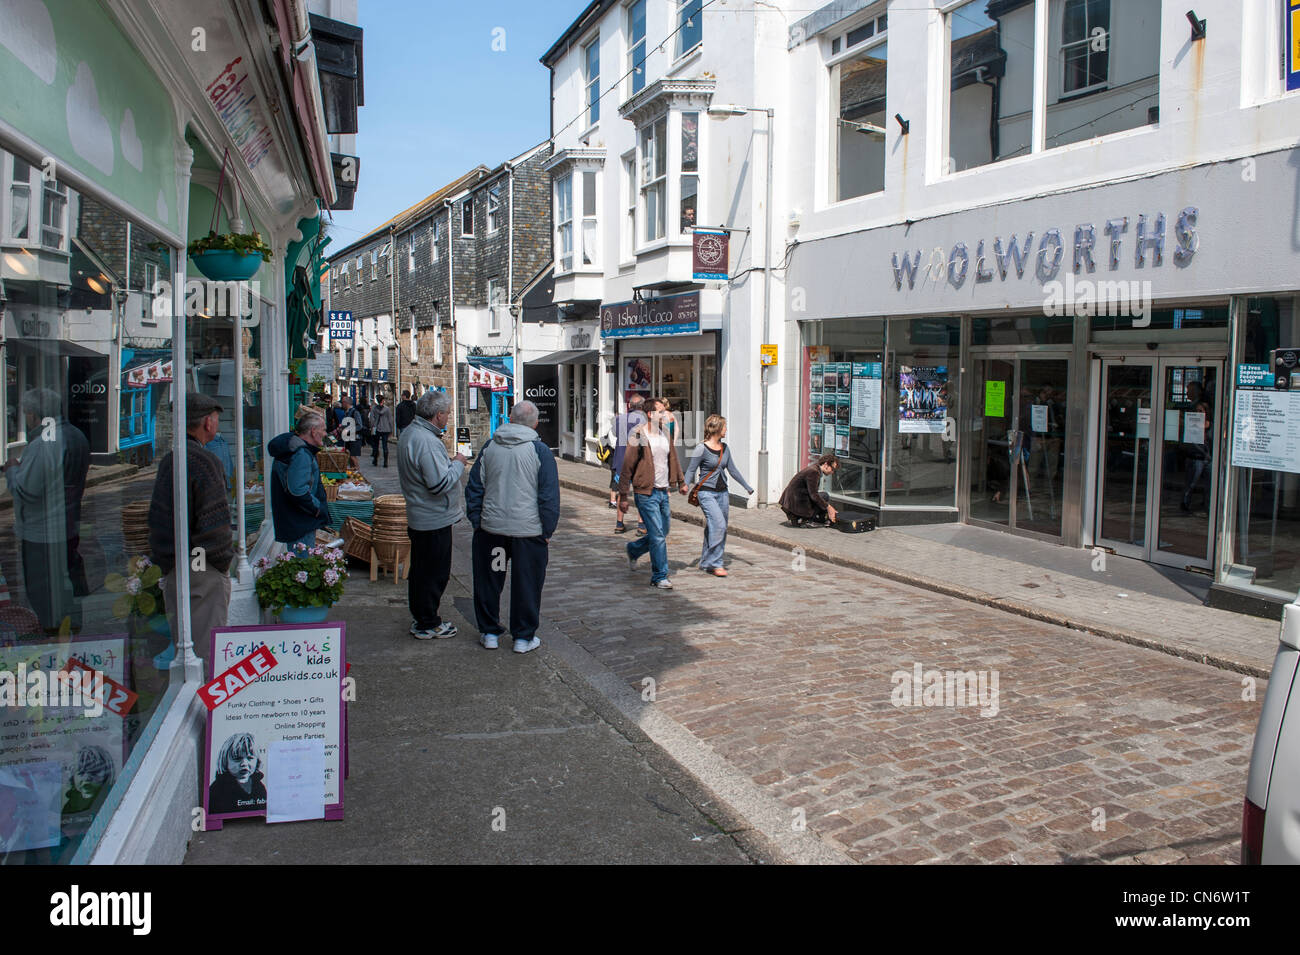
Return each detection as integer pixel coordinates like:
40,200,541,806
785,151,1300,615
0,0,335,863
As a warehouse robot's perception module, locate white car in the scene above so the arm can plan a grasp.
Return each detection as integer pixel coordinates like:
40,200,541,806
1243,596,1300,864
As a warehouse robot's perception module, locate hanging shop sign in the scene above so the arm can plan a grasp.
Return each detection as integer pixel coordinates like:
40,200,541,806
328,311,354,341
1231,362,1300,474
600,292,700,338
1289,0,1300,91
692,229,730,281
201,624,347,829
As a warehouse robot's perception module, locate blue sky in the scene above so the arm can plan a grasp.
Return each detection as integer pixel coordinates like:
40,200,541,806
325,1,579,246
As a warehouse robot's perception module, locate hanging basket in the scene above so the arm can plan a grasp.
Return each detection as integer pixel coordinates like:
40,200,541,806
191,248,263,282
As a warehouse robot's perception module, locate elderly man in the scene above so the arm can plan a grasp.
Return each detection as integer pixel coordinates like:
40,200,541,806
268,411,330,550
149,393,233,660
464,401,559,654
397,390,467,640
6,388,90,633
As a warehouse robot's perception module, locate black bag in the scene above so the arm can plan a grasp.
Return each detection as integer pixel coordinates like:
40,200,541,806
834,509,876,533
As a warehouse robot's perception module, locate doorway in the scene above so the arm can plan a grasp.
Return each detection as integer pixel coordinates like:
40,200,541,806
1094,357,1222,569
967,354,1071,539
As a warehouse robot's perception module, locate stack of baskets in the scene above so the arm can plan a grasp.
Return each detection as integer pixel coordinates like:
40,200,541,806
121,501,152,558
369,494,410,582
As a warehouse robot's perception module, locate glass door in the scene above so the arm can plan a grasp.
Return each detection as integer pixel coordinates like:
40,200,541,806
1094,358,1222,568
968,355,1069,537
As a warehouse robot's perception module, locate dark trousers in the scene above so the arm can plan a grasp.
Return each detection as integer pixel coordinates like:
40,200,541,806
407,525,453,629
471,529,548,641
371,432,389,465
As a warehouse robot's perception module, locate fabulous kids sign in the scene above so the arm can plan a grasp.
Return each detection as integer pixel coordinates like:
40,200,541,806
201,623,347,829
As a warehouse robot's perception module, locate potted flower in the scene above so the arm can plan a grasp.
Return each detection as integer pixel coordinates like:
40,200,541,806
105,556,173,667
188,229,273,282
254,543,348,623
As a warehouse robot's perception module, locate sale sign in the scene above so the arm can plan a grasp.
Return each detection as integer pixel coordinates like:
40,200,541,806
202,624,346,829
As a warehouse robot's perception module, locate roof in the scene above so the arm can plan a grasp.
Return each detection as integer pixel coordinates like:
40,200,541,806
328,166,489,259
540,0,616,68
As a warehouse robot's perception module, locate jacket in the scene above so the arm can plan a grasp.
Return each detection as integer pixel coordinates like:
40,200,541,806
268,432,329,542
395,399,417,431
149,436,234,573
370,403,394,434
607,411,646,474
465,423,559,539
10,417,89,544
397,416,464,530
779,465,829,519
208,770,267,814
618,424,683,496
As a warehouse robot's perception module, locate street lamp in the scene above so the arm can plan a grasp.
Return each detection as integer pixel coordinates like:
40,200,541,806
707,103,775,506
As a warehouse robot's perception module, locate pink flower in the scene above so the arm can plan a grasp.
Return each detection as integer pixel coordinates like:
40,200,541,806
323,568,339,585
294,570,309,584
278,553,293,563
125,577,141,595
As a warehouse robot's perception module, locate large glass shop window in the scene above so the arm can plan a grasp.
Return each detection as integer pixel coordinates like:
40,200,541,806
803,319,886,506
0,152,178,863
1233,297,1300,597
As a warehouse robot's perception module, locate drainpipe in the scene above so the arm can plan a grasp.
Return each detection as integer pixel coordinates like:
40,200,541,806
506,162,517,400
446,201,458,431
389,224,397,398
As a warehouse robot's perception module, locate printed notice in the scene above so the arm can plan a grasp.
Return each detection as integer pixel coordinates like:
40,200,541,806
850,362,882,430
1136,407,1151,440
1232,389,1300,474
266,739,326,824
1030,404,1048,433
1183,411,1206,447
985,381,1005,418
1165,409,1181,443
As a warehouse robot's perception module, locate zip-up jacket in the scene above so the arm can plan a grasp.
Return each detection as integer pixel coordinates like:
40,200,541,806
465,423,559,539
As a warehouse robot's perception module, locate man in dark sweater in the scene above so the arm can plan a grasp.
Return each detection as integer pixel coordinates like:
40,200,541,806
779,452,840,527
149,393,234,664
395,390,417,435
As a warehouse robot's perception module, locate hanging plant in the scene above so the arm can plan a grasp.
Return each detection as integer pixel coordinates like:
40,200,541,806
188,148,272,282
188,230,273,261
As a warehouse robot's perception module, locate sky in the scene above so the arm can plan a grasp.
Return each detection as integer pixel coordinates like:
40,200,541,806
324,0,580,248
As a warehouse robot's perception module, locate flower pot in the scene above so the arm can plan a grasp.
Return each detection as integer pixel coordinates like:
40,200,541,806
191,248,263,282
279,604,331,623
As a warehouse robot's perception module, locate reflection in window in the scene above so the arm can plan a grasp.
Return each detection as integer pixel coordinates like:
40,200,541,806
834,41,887,199
1046,0,1159,149
947,0,1012,171
680,112,698,233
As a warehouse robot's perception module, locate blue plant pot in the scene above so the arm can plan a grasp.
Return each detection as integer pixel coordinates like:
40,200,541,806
191,248,263,282
279,604,331,624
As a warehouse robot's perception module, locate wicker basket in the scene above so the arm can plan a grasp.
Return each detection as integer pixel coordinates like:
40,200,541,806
323,484,339,502
341,516,372,563
318,448,351,471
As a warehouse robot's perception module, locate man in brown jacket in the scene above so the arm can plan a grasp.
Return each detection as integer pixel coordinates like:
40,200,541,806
779,452,840,527
618,398,686,590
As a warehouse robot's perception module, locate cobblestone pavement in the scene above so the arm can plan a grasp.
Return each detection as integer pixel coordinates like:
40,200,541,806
533,490,1261,864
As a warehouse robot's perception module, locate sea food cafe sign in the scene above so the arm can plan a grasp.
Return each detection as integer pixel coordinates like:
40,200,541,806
889,207,1200,320
600,292,700,338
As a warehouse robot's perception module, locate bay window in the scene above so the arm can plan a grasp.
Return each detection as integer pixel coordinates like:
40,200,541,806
679,111,699,232
581,170,598,267
640,117,666,242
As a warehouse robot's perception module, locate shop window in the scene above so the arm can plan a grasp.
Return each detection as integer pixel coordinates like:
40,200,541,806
581,170,599,267
584,36,601,127
833,32,887,200
556,174,574,272
627,0,647,96
1045,0,1159,149
1,175,180,863
677,0,702,58
639,117,667,242
487,184,502,234
680,112,699,233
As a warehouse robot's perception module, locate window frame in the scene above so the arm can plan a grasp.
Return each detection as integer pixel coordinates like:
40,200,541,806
621,151,637,264
679,110,699,234
583,35,601,127
431,219,441,263
556,173,574,273
1059,0,1111,98
580,169,599,268
829,20,889,204
676,0,703,60
626,0,647,98
487,185,502,234
3,154,69,250
639,116,667,244
461,198,474,237
487,277,504,335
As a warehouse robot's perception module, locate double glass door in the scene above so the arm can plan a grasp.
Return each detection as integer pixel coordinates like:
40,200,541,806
968,355,1070,538
1096,358,1222,568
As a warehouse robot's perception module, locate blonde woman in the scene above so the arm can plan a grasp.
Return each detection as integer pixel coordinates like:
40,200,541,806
682,415,753,577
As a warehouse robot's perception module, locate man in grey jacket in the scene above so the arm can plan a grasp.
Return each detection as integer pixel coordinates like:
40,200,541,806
464,401,559,654
397,390,467,639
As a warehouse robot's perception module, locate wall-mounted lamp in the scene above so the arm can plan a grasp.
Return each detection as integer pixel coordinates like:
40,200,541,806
839,118,887,137
1186,9,1206,41
895,113,910,135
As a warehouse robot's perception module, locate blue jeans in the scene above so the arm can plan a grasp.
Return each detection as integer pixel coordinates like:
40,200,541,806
628,488,671,583
698,489,729,570
288,530,318,551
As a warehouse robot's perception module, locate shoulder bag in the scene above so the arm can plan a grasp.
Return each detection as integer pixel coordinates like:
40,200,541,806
687,444,724,507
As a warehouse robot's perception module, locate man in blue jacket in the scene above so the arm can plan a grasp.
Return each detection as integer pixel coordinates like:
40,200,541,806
464,401,559,654
268,411,330,550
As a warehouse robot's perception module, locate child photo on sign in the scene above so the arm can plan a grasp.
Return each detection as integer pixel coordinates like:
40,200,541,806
208,732,267,814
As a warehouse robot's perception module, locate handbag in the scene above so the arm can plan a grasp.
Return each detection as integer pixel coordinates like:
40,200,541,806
596,437,614,464
687,445,724,507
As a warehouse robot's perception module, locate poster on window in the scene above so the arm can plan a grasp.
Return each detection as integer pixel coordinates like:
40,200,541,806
835,425,850,457
0,636,128,853
898,365,949,434
851,362,882,430
624,357,653,405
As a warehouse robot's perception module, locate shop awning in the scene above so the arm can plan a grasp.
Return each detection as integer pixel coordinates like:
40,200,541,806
7,337,104,359
530,349,598,365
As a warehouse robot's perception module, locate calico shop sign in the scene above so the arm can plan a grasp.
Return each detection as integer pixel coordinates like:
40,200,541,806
600,292,700,339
